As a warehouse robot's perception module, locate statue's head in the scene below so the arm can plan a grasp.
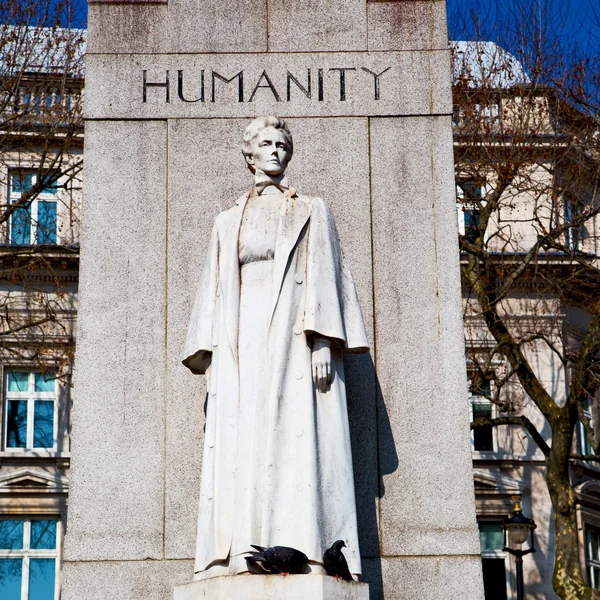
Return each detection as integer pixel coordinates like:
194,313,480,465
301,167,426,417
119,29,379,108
242,116,294,176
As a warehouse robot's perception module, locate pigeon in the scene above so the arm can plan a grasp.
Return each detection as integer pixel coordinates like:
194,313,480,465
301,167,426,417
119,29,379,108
323,540,353,581
245,544,309,575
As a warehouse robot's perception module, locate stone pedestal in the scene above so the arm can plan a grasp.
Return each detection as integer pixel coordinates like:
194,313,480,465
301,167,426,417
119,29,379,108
174,575,369,600
63,1,485,599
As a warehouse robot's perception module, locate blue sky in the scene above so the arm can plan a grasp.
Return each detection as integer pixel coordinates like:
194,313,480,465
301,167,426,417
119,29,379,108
447,0,600,56
11,0,88,28
68,0,86,28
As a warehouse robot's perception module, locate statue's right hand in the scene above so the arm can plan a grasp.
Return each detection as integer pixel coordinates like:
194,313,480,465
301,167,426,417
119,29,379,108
311,336,332,393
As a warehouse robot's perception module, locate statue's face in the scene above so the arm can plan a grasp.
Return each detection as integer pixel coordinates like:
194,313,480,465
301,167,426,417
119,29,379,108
246,127,291,176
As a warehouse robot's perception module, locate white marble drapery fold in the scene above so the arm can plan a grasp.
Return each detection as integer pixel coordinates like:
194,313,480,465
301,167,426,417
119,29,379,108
183,187,369,578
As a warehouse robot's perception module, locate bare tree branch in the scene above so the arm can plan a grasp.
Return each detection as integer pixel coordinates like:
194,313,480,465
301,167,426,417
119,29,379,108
471,414,551,456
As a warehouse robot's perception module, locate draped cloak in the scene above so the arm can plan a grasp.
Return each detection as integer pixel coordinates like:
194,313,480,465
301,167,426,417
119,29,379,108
182,187,369,577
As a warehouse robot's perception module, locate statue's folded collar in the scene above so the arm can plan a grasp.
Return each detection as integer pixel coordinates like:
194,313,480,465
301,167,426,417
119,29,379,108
253,172,290,195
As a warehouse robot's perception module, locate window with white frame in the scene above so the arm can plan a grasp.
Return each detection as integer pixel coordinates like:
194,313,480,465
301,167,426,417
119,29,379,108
469,379,497,452
0,518,59,600
457,180,483,241
577,395,595,459
564,198,584,251
3,371,57,451
586,527,600,590
479,520,509,600
8,171,58,245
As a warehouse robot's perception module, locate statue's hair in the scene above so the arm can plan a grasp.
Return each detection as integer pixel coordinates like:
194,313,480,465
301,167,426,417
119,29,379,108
242,116,293,171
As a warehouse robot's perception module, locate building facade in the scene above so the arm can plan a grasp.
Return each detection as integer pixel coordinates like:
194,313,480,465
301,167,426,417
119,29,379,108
453,41,600,599
1,32,599,600
0,24,84,600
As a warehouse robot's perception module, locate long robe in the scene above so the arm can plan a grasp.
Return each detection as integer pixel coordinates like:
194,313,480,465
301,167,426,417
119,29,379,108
183,186,369,577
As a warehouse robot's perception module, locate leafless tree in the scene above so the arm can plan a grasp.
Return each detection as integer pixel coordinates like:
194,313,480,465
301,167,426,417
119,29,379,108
0,0,84,381
450,2,600,598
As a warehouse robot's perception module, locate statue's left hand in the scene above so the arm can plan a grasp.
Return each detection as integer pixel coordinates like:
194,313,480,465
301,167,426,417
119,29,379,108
312,336,332,393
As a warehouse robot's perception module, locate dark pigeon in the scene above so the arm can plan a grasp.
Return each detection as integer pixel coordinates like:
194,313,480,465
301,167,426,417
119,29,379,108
323,540,353,581
245,544,308,575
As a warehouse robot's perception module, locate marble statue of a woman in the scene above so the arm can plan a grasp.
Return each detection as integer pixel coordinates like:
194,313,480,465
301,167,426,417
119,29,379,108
182,116,369,580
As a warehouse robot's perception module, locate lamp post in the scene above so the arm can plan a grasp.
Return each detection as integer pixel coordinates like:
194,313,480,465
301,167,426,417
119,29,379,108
501,497,537,600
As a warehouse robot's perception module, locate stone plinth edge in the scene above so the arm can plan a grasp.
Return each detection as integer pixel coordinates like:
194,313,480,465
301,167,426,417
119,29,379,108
174,575,369,600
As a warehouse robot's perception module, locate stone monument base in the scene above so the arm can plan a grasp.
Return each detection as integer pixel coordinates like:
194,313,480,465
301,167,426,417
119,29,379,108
173,574,369,600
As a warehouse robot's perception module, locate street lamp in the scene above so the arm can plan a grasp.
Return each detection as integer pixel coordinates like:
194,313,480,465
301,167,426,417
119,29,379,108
502,497,537,600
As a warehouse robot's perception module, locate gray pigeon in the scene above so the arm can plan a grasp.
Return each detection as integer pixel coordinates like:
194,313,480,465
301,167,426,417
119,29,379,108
245,544,308,574
323,540,353,581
